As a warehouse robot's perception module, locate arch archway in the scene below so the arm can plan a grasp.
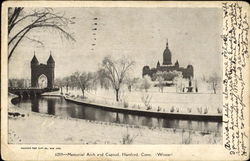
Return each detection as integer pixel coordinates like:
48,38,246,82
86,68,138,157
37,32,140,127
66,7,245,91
15,92,21,98
22,91,29,99
31,55,55,88
38,74,48,88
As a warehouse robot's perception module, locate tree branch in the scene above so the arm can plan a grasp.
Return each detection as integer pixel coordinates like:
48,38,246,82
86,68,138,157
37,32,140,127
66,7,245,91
23,36,44,46
8,12,49,46
8,8,76,61
8,7,24,33
8,27,31,60
33,24,75,41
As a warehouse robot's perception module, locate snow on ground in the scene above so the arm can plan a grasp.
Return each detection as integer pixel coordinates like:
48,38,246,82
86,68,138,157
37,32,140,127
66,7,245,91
8,103,221,144
65,87,222,115
8,89,222,144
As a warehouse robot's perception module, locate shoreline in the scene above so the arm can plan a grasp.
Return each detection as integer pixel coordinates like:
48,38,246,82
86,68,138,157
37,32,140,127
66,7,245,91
10,93,219,133
11,88,223,122
8,93,222,144
64,95,222,122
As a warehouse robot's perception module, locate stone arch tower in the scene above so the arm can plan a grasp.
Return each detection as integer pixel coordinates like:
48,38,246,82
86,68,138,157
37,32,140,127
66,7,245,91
31,54,55,88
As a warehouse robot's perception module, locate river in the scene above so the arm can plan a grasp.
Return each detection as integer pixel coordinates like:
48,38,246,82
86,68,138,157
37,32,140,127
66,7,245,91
12,96,222,133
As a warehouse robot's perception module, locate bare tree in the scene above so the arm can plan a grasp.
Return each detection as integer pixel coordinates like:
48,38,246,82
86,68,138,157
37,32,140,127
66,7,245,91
54,78,64,94
154,71,165,92
62,76,71,93
173,73,183,92
121,128,138,144
125,77,139,92
206,73,221,94
88,72,99,92
140,75,152,92
70,72,94,98
100,56,135,102
8,78,28,88
141,93,152,110
8,7,75,61
97,69,111,89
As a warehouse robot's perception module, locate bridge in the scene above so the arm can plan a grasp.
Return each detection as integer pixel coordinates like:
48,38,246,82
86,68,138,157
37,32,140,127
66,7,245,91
8,87,59,98
8,54,60,98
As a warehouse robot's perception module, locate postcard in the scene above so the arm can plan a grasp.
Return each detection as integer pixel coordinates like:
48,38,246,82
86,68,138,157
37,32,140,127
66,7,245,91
1,1,249,160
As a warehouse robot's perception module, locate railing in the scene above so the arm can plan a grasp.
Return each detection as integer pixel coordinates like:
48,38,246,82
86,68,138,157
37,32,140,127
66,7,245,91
8,87,59,90
9,87,43,90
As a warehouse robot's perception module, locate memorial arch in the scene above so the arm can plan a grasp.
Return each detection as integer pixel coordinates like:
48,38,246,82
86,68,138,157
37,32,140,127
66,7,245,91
31,54,55,89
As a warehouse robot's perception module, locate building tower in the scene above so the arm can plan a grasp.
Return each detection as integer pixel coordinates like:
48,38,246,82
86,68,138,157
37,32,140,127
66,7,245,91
156,61,160,69
31,54,39,87
46,53,55,88
162,39,172,65
31,53,55,89
174,60,179,68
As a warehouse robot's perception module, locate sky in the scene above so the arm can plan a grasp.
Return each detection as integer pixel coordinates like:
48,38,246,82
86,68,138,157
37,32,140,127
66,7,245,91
8,7,223,79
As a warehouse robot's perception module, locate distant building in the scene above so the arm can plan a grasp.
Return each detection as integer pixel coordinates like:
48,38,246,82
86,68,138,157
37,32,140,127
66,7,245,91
142,41,194,80
8,79,30,88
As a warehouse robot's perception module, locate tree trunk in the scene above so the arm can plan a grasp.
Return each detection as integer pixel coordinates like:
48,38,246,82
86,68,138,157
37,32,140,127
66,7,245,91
213,83,216,94
128,85,131,92
115,89,119,102
81,88,85,98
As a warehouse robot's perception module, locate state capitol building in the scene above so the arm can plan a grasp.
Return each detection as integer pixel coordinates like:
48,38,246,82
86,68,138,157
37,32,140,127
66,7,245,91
142,41,194,81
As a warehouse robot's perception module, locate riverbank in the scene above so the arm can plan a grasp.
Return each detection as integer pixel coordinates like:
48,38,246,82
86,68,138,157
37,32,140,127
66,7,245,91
43,89,223,117
43,91,222,121
64,95,222,122
64,87,223,116
8,94,222,144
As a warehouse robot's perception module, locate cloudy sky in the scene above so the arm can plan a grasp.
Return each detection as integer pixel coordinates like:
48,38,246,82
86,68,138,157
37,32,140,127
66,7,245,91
8,7,222,79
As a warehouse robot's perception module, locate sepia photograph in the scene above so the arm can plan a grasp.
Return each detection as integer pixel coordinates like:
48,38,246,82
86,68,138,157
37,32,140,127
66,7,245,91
1,1,249,160
7,6,223,145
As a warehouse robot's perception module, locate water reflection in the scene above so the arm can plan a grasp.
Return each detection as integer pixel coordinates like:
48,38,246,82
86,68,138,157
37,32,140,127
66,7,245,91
12,96,222,133
115,112,120,123
31,98,39,112
47,99,55,115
